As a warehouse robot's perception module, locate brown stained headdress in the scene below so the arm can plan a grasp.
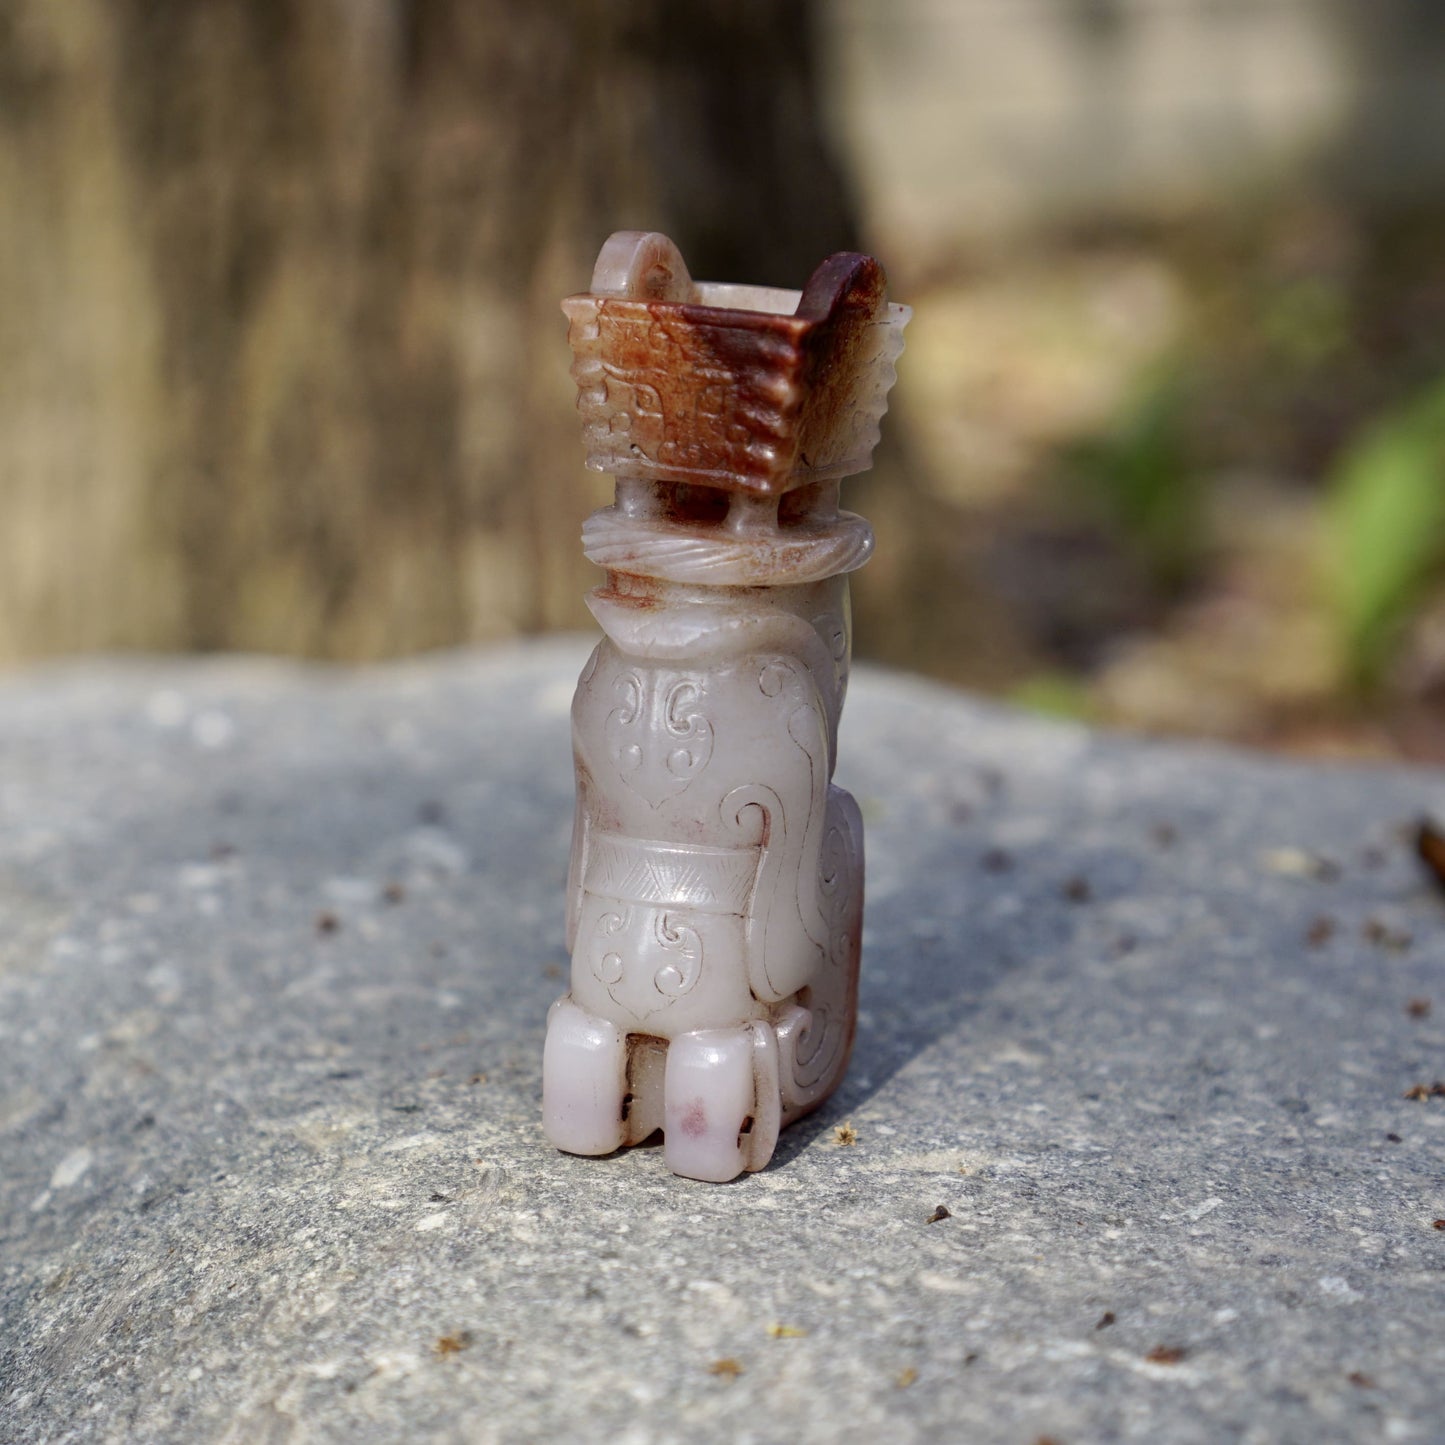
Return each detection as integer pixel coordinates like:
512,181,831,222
562,231,906,496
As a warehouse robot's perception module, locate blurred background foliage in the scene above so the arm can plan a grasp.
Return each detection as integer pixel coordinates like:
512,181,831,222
3,0,1445,758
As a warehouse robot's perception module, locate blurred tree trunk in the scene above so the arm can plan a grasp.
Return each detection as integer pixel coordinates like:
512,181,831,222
0,0,858,663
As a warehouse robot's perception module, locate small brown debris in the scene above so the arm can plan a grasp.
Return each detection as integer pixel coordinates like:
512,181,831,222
895,1366,918,1389
315,911,340,935
708,1357,744,1379
1145,1345,1186,1366
982,848,1014,873
833,1122,857,1147
766,1323,806,1339
926,1205,951,1224
1386,1132,1403,1143
1063,876,1092,904
1362,917,1413,952
1407,998,1432,1020
1347,1371,1377,1389
468,1073,488,1086
434,1332,472,1356
1404,1084,1432,1101
382,881,406,905
1414,817,1445,891
1432,1219,1445,1231
1094,1311,1116,1330
544,963,565,980
1305,916,1336,948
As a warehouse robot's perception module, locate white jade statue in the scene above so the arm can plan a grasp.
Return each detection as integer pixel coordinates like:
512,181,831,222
543,231,909,1181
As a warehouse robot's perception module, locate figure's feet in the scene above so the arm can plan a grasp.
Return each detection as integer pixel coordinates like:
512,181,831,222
663,1024,780,1182
542,996,628,1156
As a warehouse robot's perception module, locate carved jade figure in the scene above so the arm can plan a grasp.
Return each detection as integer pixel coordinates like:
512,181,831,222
543,231,908,1181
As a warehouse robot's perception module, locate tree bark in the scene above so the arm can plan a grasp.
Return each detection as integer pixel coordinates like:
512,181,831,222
0,0,858,663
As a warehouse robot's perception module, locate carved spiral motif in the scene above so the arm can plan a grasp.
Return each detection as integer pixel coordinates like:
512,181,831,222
592,909,630,987
604,669,714,806
587,903,705,1006
757,660,793,699
652,912,702,997
789,1003,837,1091
664,680,708,780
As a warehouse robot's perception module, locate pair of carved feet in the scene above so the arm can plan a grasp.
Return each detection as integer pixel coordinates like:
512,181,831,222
543,998,787,1183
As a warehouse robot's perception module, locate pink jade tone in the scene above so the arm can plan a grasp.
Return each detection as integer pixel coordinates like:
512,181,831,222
543,231,909,1181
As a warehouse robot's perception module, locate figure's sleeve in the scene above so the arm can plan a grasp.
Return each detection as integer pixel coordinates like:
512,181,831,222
722,657,833,1003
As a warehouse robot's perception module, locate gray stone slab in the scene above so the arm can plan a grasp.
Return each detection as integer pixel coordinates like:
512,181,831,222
1,640,1444,1444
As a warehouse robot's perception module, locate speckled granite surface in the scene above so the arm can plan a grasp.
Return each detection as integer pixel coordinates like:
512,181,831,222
1,640,1443,1444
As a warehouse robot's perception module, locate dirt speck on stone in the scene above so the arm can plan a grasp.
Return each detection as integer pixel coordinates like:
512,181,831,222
1362,917,1412,951
1145,1345,1186,1366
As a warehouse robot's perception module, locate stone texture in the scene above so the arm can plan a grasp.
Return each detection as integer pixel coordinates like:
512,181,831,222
2,640,1444,1443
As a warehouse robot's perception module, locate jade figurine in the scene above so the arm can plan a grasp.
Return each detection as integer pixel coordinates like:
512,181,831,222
543,231,908,1181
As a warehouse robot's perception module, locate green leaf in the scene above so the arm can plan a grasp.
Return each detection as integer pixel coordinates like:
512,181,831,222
1328,377,1445,689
